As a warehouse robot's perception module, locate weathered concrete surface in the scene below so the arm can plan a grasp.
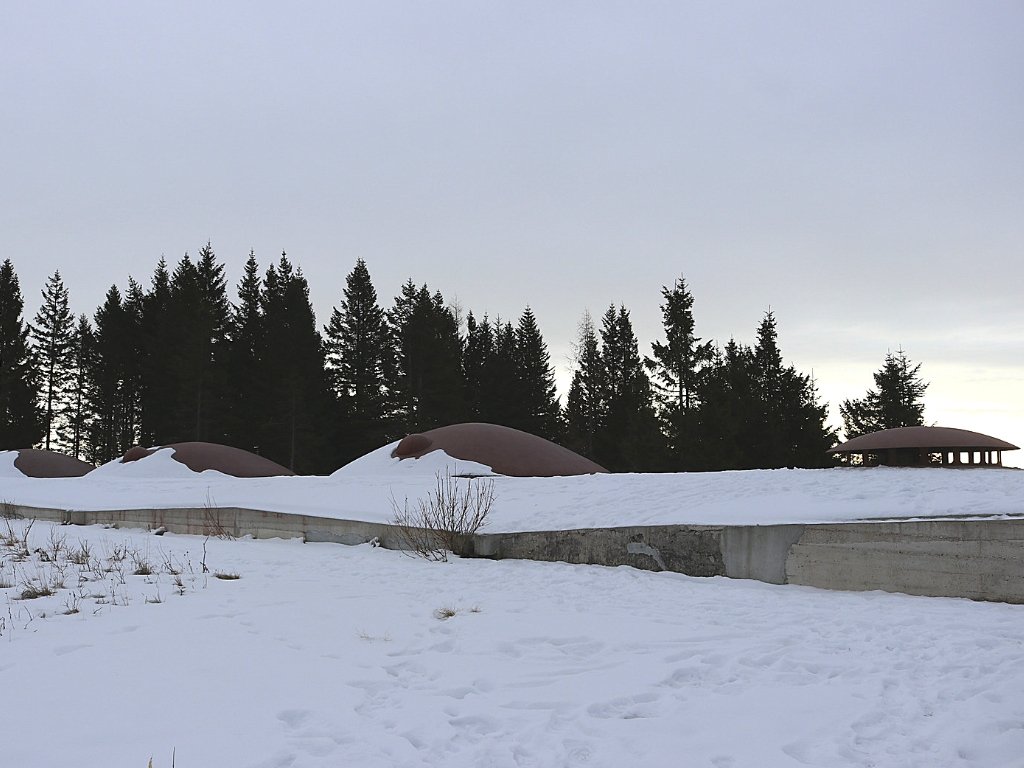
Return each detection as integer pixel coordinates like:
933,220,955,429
720,525,805,584
786,519,1024,603
5,503,1024,602
475,526,727,576
3,503,398,550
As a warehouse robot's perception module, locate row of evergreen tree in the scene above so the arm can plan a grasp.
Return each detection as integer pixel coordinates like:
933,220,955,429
1,249,840,474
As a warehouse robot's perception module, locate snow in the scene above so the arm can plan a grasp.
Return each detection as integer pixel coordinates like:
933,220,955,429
2,518,1023,767
87,447,230,479
1,447,1024,530
332,440,496,479
0,450,22,478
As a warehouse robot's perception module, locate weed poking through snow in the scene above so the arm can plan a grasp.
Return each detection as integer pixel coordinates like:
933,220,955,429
0,519,237,641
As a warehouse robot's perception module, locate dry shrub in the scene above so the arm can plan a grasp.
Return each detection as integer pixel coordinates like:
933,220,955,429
390,472,495,562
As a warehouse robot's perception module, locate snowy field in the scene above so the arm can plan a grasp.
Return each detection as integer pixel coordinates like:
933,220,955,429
3,445,1024,530
2,518,1024,768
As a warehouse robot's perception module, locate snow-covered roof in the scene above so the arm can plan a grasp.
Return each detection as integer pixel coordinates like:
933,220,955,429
831,426,1018,453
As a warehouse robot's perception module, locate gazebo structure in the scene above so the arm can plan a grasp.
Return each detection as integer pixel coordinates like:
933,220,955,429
829,426,1019,467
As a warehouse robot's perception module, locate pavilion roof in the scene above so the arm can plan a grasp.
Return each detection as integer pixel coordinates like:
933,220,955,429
830,426,1019,454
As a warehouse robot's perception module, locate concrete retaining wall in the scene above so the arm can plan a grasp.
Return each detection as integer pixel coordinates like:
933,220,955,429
785,519,1024,602
5,503,1023,603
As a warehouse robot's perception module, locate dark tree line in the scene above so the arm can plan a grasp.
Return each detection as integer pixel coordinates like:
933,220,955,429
2,254,852,474
561,280,837,471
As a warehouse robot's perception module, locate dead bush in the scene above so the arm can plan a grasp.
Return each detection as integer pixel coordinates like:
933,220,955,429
390,472,494,562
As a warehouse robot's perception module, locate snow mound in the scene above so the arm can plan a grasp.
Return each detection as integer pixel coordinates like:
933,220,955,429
0,451,24,478
87,447,227,479
332,440,495,478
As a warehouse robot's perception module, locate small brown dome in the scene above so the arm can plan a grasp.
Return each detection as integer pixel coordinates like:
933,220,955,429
120,442,296,477
12,449,94,478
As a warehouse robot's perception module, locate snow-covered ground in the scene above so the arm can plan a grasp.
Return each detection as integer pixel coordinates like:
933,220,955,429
2,518,1023,768
3,445,1024,531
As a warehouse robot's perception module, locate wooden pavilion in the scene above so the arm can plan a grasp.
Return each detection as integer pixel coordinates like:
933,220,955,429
829,426,1019,467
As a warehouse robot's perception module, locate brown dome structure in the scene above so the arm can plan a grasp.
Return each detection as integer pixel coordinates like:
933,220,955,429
391,423,609,477
830,426,1019,467
10,449,94,478
122,442,296,477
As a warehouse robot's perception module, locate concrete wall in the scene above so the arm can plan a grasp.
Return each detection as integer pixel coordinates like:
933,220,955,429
5,503,1023,603
785,519,1024,603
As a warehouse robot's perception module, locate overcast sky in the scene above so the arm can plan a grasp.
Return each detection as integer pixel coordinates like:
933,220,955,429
3,1,1022,464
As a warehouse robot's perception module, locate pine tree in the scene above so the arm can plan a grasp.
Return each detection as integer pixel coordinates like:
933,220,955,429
840,349,927,439
647,276,714,470
86,285,131,464
189,243,231,441
30,271,74,451
388,283,464,433
485,318,519,427
260,254,333,473
749,310,786,464
780,370,836,468
595,304,663,471
697,340,758,470
462,311,494,421
324,259,391,461
386,279,420,429
564,311,603,460
511,306,560,440
139,258,175,445
224,251,266,454
0,259,43,448
68,314,95,459
120,278,146,450
750,310,836,468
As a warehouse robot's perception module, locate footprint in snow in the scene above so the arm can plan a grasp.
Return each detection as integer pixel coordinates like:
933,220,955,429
277,709,311,729
53,644,91,656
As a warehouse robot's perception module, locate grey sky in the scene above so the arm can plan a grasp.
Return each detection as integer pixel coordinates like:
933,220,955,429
3,2,1023,462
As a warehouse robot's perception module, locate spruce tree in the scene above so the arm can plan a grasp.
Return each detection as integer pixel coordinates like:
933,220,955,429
386,279,420,429
154,246,232,444
0,259,43,448
30,271,74,451
564,311,603,460
647,276,713,470
324,259,391,461
840,349,927,439
750,310,836,468
224,251,266,454
511,306,561,440
189,243,231,441
388,283,464,433
260,254,333,473
120,278,146,450
139,258,175,445
485,318,519,427
86,286,131,463
595,304,663,471
697,341,758,470
750,310,786,464
68,314,95,460
462,311,494,421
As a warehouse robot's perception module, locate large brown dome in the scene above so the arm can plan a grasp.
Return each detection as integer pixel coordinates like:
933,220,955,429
391,423,608,477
